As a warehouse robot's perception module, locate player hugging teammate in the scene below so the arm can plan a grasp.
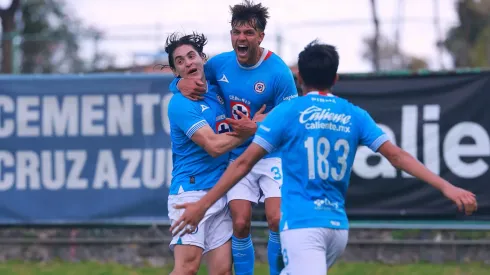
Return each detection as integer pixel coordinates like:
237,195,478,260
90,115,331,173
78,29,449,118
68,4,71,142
165,32,255,275
168,1,298,275
169,34,478,275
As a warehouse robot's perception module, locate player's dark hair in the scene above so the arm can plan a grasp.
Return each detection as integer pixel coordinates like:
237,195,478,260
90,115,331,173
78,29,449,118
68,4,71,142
230,0,269,31
297,40,339,90
164,32,208,70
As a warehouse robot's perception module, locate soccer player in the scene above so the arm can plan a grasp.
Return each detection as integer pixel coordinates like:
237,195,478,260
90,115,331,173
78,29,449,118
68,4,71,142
168,1,298,274
168,40,478,274
165,32,253,275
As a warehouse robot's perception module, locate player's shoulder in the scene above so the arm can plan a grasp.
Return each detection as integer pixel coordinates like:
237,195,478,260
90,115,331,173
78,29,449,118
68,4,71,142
264,51,290,70
168,93,197,113
208,51,235,65
206,83,225,103
273,95,299,112
331,95,370,119
264,51,288,65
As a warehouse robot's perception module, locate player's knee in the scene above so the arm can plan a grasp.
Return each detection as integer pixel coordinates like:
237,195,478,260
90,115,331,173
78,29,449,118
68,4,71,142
232,216,251,237
266,212,280,232
171,264,200,275
212,263,233,275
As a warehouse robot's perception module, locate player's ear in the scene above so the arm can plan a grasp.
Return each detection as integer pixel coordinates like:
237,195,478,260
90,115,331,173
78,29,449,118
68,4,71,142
334,74,339,84
296,73,304,85
258,32,265,44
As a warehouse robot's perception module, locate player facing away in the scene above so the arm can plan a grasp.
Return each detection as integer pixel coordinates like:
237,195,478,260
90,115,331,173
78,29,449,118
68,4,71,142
169,40,478,275
168,1,298,274
165,32,253,275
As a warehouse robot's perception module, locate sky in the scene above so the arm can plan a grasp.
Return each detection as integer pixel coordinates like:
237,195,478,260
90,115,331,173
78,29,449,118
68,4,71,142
62,0,459,72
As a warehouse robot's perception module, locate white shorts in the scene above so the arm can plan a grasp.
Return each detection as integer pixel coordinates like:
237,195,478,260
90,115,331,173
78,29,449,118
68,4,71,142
168,191,233,254
280,228,349,275
227,157,283,204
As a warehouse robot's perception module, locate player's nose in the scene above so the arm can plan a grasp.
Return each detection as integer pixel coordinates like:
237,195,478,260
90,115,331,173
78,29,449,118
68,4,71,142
236,33,247,41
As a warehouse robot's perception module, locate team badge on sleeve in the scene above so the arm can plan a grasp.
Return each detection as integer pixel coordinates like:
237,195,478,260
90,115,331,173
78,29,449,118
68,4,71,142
254,81,266,94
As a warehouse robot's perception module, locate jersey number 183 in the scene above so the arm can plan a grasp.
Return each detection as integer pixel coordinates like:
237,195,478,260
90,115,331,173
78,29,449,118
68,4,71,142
304,137,350,181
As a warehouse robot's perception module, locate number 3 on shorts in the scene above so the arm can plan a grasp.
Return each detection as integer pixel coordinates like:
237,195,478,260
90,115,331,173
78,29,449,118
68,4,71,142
282,248,289,266
271,166,282,180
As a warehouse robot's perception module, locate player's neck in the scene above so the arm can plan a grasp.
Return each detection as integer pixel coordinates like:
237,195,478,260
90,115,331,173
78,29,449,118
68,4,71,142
304,87,332,96
244,47,264,67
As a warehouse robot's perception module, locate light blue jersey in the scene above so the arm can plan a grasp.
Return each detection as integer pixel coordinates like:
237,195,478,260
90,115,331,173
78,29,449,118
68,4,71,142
167,83,230,195
252,92,389,231
170,49,298,160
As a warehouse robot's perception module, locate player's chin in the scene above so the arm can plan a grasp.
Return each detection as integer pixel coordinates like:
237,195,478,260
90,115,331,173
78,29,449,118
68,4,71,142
184,71,203,80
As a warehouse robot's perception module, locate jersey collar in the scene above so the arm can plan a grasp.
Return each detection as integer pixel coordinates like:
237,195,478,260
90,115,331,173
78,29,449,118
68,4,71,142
236,48,269,70
307,91,334,97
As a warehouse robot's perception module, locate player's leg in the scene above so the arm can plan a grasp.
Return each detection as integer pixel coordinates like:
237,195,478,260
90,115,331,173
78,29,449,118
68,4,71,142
264,197,282,275
171,245,203,275
168,192,209,275
279,228,328,275
324,228,349,271
227,173,260,275
203,204,233,275
258,158,284,275
204,240,232,275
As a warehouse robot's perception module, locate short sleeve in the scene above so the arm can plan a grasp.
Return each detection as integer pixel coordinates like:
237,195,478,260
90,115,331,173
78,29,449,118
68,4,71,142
252,102,291,153
273,65,298,106
355,106,389,152
168,96,207,138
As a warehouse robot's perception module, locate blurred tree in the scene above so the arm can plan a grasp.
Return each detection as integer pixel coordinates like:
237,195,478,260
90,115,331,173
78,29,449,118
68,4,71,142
20,0,87,73
369,0,380,71
0,0,20,73
362,35,429,71
19,0,114,73
444,0,490,68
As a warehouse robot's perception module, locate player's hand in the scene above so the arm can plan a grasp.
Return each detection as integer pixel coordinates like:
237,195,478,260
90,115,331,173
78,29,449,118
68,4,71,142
252,104,267,123
441,185,477,215
169,202,207,237
178,78,206,101
225,111,257,137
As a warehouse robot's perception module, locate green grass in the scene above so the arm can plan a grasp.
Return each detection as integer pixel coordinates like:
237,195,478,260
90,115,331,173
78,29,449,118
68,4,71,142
0,261,487,275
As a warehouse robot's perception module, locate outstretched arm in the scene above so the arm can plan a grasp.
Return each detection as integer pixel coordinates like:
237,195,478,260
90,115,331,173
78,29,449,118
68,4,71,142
378,141,477,214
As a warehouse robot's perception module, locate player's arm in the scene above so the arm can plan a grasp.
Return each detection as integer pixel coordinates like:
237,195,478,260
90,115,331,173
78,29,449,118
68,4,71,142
357,108,477,215
191,126,250,157
169,97,250,157
169,104,288,236
199,112,286,210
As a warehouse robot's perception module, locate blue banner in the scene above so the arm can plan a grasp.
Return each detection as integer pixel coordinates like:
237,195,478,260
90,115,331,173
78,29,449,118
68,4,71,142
0,74,175,224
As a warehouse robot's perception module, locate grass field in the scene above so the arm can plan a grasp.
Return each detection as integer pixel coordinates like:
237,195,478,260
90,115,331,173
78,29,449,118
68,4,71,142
0,261,488,275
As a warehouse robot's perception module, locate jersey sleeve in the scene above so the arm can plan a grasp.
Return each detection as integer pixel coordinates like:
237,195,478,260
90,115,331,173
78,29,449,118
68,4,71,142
356,106,389,152
273,67,298,106
252,102,290,153
168,96,208,138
